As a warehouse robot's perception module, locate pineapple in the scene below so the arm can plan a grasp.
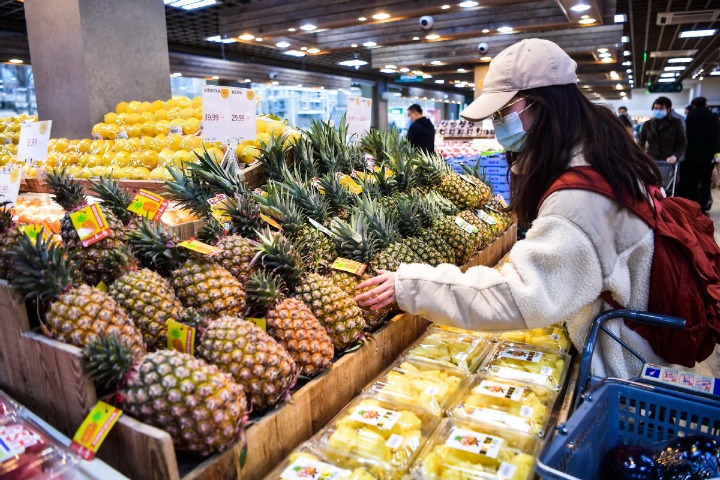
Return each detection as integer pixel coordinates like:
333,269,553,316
196,316,298,412
220,193,263,240
0,201,23,280
83,335,247,455
87,176,135,227
433,215,480,266
258,133,290,182
8,235,145,357
413,151,490,210
255,231,365,351
129,220,246,318
393,195,450,266
46,169,127,287
246,271,334,377
318,172,357,220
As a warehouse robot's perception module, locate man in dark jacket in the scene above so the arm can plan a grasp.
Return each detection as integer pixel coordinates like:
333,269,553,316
679,97,720,212
407,104,435,152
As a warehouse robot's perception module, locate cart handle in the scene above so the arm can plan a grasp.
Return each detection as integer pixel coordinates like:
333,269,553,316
573,309,685,407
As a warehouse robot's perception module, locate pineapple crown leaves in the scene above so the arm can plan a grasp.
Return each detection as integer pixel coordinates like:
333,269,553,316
83,335,137,389
245,270,287,316
330,213,378,264
393,195,423,238
279,168,329,224
164,165,215,217
127,219,187,277
221,194,263,240
355,195,400,249
424,191,459,216
256,185,305,236
412,150,450,187
359,128,387,165
258,133,291,182
386,153,416,194
8,233,80,302
45,168,87,211
100,246,137,282
459,157,487,184
187,148,249,199
87,176,135,226
0,200,15,232
252,229,303,291
196,216,226,245
289,136,319,179
318,172,358,216
413,191,438,228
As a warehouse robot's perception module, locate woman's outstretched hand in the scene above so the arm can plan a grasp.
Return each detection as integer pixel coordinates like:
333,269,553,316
355,270,396,310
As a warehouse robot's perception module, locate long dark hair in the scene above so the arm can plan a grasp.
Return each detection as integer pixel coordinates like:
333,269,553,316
507,84,661,226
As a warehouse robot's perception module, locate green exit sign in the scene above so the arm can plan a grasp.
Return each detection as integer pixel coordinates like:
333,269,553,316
396,74,424,83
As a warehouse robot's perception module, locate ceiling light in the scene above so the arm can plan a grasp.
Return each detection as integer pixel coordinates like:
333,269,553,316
238,34,255,40
679,29,716,38
288,28,296,32
413,36,420,40
284,50,306,57
621,92,627,96
609,71,620,79
667,57,693,63
358,16,367,21
441,4,450,9
660,73,677,78
170,72,182,77
307,48,320,54
570,4,591,12
412,70,424,75
582,85,590,88
480,56,492,61
243,79,251,83
380,68,396,73
206,35,237,43
624,50,631,56
664,66,685,71
256,37,263,41
599,53,612,58
296,84,303,88
621,35,629,42
276,41,290,48
628,75,633,79
351,43,358,47
581,15,589,19
710,70,720,76
431,60,443,65
435,79,445,84
165,0,216,10
363,41,377,47
597,48,608,53
300,24,317,31
626,69,632,73
579,18,596,24
424,74,433,78
482,28,490,33
615,14,626,23
658,78,676,83
211,75,219,80
615,84,624,90
7,59,23,64
399,67,410,72
497,26,514,33
338,59,368,67
601,58,614,63
385,65,397,69
457,68,467,73
372,12,390,20
426,34,440,40
622,61,631,66
301,47,308,50
458,1,478,7
272,81,279,85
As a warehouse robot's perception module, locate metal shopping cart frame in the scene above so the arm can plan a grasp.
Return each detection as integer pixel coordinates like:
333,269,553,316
656,160,678,196
536,310,720,480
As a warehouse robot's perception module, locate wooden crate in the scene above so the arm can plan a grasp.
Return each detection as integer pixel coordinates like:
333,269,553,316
461,223,517,272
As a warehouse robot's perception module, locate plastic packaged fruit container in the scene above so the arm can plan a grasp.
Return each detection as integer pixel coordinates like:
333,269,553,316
406,330,492,373
365,359,469,417
0,417,79,479
315,395,440,479
494,324,571,352
431,324,496,342
410,417,539,480
449,374,556,437
480,342,570,391
0,391,22,420
266,442,379,479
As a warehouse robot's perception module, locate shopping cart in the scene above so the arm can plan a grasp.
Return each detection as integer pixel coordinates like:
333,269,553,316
656,160,678,196
536,310,720,480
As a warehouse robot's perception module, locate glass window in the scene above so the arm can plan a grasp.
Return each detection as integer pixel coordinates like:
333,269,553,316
0,64,37,116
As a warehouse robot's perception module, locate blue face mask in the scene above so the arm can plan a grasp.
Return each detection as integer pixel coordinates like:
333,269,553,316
493,106,532,152
652,109,667,119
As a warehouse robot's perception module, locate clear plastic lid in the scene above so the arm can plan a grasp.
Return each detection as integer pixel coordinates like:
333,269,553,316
405,330,492,373
364,358,470,417
480,342,570,391
448,374,557,437
0,392,21,420
431,324,496,342
266,443,381,480
315,395,440,478
494,324,571,353
410,417,539,480
0,416,79,479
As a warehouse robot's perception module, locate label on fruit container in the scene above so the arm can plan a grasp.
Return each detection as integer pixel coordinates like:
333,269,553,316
127,189,169,221
260,213,282,230
70,401,122,460
0,165,22,205
385,434,404,449
349,405,401,430
499,347,543,363
167,319,196,355
178,239,222,256
476,209,498,226
446,427,503,458
519,405,534,418
202,86,256,143
308,217,333,237
0,422,45,464
498,462,517,480
540,366,554,376
169,125,183,135
455,216,478,234
207,194,232,228
17,120,51,164
474,380,524,402
495,367,549,386
424,385,440,397
331,257,366,276
640,363,720,397
280,457,350,480
247,318,266,332
466,408,529,432
70,204,113,247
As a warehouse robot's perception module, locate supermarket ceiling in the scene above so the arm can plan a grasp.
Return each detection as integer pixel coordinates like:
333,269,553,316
0,0,718,101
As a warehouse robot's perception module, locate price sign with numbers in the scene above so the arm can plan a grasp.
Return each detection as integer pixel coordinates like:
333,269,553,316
202,86,256,143
346,96,372,140
0,166,22,206
17,120,52,164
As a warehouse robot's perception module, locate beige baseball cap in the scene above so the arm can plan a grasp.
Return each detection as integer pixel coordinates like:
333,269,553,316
460,38,578,121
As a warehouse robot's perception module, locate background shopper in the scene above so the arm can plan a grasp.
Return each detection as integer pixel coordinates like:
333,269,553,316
638,96,687,167
617,106,634,137
406,104,435,153
680,96,720,212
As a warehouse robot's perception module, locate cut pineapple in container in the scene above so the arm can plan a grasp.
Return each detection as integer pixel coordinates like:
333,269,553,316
266,443,379,480
448,374,556,437
405,330,492,373
315,395,440,479
479,342,570,391
364,358,469,417
410,417,539,480
430,324,496,342
494,324,570,353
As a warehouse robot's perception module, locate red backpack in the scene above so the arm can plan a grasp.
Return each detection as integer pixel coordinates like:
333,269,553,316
541,166,720,367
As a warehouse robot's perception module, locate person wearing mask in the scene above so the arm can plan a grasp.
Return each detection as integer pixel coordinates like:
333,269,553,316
406,104,435,152
617,106,634,137
680,97,720,212
355,38,717,379
638,97,687,168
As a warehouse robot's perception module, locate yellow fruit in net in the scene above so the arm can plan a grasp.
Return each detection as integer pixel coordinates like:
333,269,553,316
137,102,151,114
151,135,171,152
149,100,165,112
192,96,202,108
124,138,141,153
115,101,129,114
115,113,129,126
103,112,118,125
154,109,169,121
86,154,101,168
158,149,175,166
266,122,286,138
208,147,225,161
45,154,58,167
140,112,155,123
140,136,154,150
149,166,170,180
101,152,115,167
168,134,183,151
140,122,156,137
132,167,151,179
181,135,202,151
113,139,127,153
126,124,142,138
154,120,170,137
182,118,201,135
238,145,260,164
173,150,192,167
139,150,159,169
256,132,272,146
128,151,142,167
175,96,192,108
127,101,141,114
127,113,141,126
77,139,93,154
105,124,121,140
88,140,103,154
164,98,179,110
114,151,130,167
54,138,70,153
167,107,182,120
192,108,202,120
179,107,195,120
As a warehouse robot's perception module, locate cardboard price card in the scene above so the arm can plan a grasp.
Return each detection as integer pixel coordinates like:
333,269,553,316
202,86,256,143
247,317,267,332
70,204,113,247
178,239,222,256
17,120,52,164
127,189,169,221
0,166,22,206
331,257,367,276
70,401,122,460
167,319,196,355
346,96,372,140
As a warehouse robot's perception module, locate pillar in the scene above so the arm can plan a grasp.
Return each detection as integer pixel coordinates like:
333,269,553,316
24,0,172,139
474,65,489,100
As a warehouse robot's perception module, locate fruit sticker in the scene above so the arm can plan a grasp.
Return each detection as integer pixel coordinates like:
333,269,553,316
0,423,44,463
475,209,498,226
70,204,113,247
455,216,478,234
127,189,169,221
445,427,503,458
496,194,509,208
207,194,231,228
280,457,350,480
474,380,525,402
167,319,196,355
331,257,367,276
349,405,401,430
178,239,222,256
308,218,333,237
70,401,122,460
499,348,543,363
0,166,22,206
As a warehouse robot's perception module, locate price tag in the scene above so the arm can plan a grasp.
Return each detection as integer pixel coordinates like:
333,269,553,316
127,189,169,221
178,239,222,256
92,133,102,141
308,217,333,237
202,86,256,143
331,257,367,276
0,166,23,205
19,224,47,243
70,204,113,247
247,317,267,331
260,213,282,230
17,120,52,164
70,401,122,460
346,96,372,140
476,209,498,226
207,194,232,227
337,173,363,194
167,319,196,355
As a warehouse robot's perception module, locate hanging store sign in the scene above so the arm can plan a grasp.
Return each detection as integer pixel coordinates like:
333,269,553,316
201,86,256,143
395,74,424,83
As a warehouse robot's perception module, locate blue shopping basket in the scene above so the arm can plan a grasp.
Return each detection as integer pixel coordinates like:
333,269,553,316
536,310,720,480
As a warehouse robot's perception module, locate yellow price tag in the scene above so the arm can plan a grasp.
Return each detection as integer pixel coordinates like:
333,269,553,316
260,213,283,230
247,317,267,331
331,257,367,276
178,239,222,256
127,190,169,221
70,204,112,247
70,401,122,460
95,281,109,293
337,173,363,194
167,319,196,355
